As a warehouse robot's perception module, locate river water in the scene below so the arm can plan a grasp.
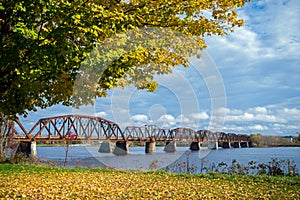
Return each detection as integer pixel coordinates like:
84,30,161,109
37,146,300,174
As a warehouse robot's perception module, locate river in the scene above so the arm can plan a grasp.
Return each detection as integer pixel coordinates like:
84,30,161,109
37,146,300,174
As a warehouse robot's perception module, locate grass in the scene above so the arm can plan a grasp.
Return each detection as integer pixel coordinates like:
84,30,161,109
0,163,299,199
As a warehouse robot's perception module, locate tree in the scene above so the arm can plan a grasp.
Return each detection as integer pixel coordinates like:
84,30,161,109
0,0,251,118
250,133,262,147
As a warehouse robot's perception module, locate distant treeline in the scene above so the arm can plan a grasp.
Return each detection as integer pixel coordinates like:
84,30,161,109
250,133,300,147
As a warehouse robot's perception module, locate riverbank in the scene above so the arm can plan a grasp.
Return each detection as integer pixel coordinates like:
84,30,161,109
251,143,300,148
0,164,299,199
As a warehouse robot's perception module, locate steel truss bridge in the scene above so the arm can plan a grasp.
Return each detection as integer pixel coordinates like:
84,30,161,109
11,114,250,144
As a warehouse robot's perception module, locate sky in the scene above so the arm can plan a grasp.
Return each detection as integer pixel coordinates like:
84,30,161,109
20,0,300,136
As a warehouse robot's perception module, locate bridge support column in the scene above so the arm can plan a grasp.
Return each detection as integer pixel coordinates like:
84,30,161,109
232,142,241,148
113,142,129,155
222,142,231,148
145,142,156,154
208,141,219,150
248,141,254,148
16,141,38,159
240,142,249,148
98,142,115,153
190,142,200,151
164,142,177,152
30,141,38,159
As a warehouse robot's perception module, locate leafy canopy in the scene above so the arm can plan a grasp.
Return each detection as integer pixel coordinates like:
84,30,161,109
0,0,251,117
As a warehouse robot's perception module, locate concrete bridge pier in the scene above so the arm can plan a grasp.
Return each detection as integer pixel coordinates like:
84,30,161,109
222,141,231,148
240,141,249,148
98,142,116,153
164,141,177,152
145,142,156,154
31,141,37,159
113,142,129,155
16,141,38,159
208,141,219,150
190,142,201,151
248,141,254,147
232,142,241,148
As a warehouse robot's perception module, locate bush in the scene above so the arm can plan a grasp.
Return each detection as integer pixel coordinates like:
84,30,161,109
203,158,298,176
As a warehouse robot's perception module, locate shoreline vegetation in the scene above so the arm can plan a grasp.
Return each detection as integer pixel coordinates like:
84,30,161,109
249,133,300,147
0,163,299,199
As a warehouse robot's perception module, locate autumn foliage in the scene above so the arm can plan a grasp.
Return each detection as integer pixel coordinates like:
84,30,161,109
0,0,251,117
0,164,299,199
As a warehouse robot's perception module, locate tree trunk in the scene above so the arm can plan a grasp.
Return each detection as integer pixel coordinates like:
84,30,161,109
0,113,13,159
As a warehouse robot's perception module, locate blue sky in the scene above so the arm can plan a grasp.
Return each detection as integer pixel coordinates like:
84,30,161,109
20,0,300,136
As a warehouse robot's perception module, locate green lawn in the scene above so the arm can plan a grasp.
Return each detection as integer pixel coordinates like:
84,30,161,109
0,164,299,199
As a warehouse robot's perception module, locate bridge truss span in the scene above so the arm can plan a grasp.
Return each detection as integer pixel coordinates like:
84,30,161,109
13,115,125,142
169,128,200,142
10,114,253,157
12,114,251,147
123,125,170,142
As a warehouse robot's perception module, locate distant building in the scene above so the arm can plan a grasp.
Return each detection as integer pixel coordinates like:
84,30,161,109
281,136,295,143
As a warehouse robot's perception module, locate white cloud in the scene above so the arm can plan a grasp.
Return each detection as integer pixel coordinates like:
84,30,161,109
206,0,300,71
248,124,268,131
248,107,268,114
155,114,176,128
256,114,286,123
190,112,209,120
130,114,149,124
95,111,107,117
176,114,190,123
273,123,298,131
240,0,300,59
205,26,267,67
281,108,300,121
224,107,286,123
226,112,254,122
222,125,247,132
221,124,268,133
157,114,175,121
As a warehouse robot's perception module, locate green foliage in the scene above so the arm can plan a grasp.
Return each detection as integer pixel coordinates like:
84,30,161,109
1,0,251,117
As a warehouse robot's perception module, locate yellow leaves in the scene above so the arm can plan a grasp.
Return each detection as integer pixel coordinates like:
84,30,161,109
0,166,299,199
92,25,102,32
72,14,82,25
73,56,80,63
